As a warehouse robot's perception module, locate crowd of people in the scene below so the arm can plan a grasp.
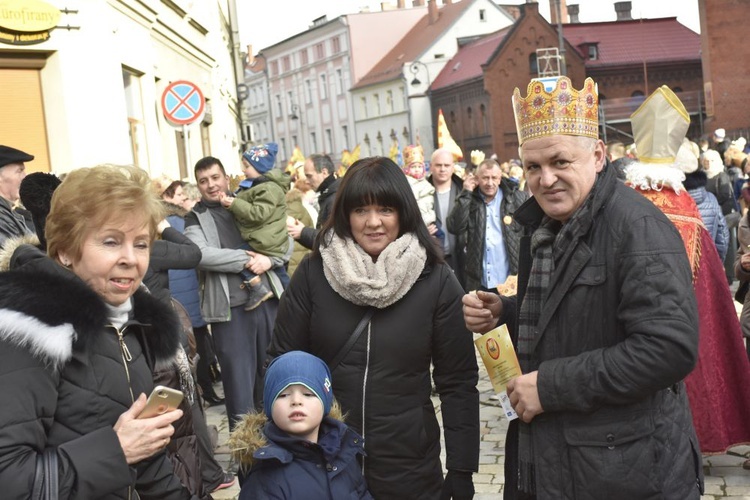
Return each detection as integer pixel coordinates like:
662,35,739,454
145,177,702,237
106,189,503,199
0,73,749,499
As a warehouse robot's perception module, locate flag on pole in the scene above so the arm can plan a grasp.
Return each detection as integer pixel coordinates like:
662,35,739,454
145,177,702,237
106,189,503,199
437,109,463,160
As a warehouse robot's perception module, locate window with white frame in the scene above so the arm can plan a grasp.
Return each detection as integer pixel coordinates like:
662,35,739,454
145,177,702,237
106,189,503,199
336,69,344,95
123,68,147,168
325,129,333,153
319,73,328,100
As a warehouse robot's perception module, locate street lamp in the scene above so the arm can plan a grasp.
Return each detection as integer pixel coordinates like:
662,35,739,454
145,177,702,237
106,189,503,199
407,60,432,146
410,61,429,87
289,103,304,154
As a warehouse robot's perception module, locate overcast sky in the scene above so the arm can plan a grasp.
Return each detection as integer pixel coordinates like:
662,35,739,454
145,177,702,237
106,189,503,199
238,0,700,53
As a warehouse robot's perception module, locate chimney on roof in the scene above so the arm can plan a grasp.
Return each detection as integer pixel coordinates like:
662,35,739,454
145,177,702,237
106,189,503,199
428,0,438,24
549,0,568,24
397,0,405,7
413,0,424,6
567,4,579,23
614,1,632,21
522,1,539,17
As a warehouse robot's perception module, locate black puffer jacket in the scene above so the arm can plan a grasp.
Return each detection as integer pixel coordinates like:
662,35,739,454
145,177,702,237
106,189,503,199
500,165,703,499
144,226,202,305
269,255,479,500
446,177,528,290
0,247,190,499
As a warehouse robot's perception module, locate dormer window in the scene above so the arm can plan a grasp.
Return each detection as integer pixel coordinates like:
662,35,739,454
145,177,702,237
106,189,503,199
587,43,599,60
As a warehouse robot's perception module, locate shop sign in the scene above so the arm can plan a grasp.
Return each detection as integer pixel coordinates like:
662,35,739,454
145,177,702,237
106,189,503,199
0,0,60,46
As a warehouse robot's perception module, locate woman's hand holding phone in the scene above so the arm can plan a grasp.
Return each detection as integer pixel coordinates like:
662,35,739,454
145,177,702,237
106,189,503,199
113,392,183,465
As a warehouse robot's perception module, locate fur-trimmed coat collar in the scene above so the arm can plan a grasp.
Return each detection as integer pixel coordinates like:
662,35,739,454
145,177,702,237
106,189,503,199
163,201,188,219
0,243,181,370
229,403,345,470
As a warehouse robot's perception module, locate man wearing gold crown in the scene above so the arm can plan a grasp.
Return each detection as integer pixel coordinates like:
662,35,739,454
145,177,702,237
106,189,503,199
463,77,703,499
624,86,750,460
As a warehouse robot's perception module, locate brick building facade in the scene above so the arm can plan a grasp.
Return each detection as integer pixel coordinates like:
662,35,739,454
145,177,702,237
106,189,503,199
483,2,585,161
699,0,750,138
430,1,703,161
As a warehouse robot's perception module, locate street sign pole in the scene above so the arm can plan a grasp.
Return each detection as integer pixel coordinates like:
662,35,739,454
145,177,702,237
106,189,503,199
183,124,190,173
161,80,205,177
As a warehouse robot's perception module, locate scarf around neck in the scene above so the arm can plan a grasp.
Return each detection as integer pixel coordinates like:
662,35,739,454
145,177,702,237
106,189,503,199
319,230,426,309
516,173,600,494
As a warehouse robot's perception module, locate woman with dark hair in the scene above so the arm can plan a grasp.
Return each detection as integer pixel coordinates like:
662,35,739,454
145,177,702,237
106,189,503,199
269,157,479,499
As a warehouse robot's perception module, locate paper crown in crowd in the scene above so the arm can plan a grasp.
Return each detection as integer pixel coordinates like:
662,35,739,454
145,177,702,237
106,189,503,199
630,86,690,165
512,76,599,145
243,142,278,174
403,144,425,166
470,150,485,166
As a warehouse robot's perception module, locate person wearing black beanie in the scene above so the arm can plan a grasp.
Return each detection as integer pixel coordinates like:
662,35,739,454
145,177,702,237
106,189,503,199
18,172,61,250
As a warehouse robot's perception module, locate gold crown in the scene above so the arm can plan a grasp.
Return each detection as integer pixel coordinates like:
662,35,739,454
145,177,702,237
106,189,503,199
630,86,690,164
403,144,424,166
512,77,599,145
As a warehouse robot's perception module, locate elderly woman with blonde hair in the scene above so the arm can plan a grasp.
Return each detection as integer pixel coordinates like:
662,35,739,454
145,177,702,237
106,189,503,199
0,165,192,498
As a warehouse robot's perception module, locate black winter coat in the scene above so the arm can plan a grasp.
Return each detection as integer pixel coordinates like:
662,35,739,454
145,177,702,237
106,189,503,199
501,165,703,499
144,226,202,306
0,250,190,499
446,177,528,291
0,196,31,249
428,173,467,286
269,255,479,500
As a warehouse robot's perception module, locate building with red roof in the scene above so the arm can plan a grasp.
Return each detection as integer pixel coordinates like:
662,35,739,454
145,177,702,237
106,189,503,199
430,1,702,161
350,0,514,160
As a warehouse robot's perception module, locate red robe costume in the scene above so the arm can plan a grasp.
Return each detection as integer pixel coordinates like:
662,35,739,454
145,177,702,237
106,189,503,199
636,186,750,454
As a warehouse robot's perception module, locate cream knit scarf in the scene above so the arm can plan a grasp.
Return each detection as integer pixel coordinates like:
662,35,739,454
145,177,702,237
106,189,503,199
320,230,426,309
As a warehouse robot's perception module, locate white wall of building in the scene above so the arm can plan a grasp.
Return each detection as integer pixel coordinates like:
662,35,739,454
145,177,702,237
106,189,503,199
353,0,514,159
2,0,242,180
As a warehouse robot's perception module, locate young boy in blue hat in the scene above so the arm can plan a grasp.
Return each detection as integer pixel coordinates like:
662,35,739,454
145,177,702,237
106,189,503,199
219,142,292,309
230,351,373,499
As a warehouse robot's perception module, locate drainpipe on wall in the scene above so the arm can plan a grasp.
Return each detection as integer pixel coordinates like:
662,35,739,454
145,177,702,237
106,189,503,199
228,0,249,152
